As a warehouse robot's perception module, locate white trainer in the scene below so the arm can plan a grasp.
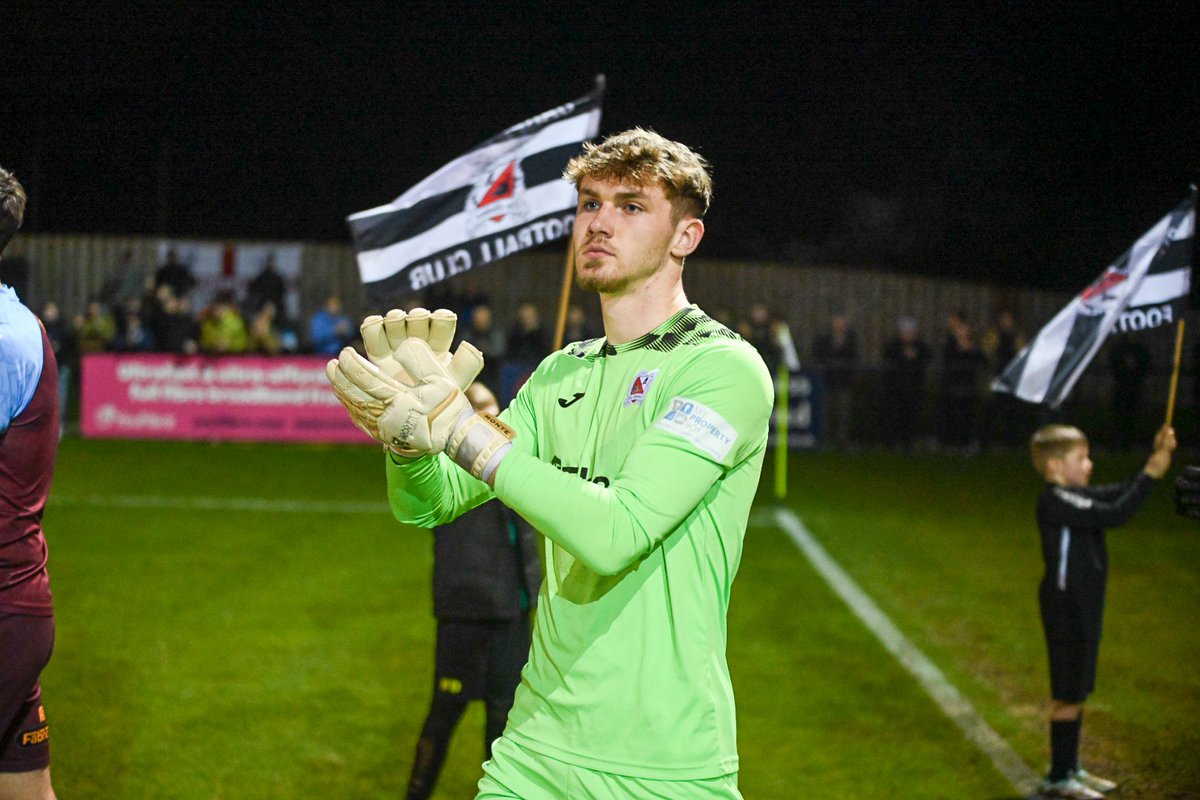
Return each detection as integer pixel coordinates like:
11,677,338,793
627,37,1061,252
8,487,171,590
1039,776,1104,800
1074,768,1117,793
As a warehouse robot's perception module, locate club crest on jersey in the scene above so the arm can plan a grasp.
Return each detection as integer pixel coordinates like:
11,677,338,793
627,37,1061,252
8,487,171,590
624,369,659,406
466,158,530,236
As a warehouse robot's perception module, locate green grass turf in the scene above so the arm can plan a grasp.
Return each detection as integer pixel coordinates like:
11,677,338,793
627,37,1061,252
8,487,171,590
772,448,1200,799
38,439,1199,798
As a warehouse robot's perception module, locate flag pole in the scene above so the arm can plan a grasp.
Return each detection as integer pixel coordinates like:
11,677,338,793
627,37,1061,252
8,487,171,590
1165,319,1186,427
550,73,605,353
550,73,604,354
552,244,574,351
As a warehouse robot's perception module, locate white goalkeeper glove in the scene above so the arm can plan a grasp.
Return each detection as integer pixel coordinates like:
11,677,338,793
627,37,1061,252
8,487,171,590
359,307,481,391
326,340,513,483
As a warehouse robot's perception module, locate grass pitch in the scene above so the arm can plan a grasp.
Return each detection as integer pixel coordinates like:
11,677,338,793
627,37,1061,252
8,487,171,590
40,439,1200,798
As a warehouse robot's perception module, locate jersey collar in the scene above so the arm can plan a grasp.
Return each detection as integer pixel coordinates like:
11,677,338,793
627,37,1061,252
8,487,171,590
599,305,700,357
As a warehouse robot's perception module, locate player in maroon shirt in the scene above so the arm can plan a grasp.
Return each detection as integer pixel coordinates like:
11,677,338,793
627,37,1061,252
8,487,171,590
0,166,59,800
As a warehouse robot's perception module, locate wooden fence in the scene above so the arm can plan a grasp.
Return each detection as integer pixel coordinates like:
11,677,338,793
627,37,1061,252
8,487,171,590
9,231,1075,365
7,234,363,326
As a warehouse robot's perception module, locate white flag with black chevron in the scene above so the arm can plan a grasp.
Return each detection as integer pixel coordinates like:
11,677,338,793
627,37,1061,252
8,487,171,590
347,79,603,306
992,188,1195,408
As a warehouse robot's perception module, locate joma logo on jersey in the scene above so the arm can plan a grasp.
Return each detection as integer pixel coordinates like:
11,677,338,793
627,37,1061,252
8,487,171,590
550,456,610,487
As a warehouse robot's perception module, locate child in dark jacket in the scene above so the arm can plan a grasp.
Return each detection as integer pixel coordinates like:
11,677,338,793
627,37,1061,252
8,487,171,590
1028,422,1175,798
404,382,541,800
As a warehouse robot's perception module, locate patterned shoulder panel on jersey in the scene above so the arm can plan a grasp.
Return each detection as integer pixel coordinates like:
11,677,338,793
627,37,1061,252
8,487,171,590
566,337,605,359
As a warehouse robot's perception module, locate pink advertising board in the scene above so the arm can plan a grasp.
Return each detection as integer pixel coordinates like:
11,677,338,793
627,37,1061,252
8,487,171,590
80,353,372,444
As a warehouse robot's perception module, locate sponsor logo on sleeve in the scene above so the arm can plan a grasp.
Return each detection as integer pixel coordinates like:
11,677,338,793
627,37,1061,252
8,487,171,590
654,396,738,460
20,725,49,747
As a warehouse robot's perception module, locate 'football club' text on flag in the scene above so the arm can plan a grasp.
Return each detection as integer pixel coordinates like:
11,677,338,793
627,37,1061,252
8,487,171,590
992,188,1196,408
347,81,604,305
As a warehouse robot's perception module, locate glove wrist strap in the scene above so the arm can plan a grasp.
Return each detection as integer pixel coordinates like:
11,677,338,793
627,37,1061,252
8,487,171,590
446,410,515,484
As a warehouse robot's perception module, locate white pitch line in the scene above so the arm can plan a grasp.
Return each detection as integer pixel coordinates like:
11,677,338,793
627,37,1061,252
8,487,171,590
771,506,1041,797
52,494,392,515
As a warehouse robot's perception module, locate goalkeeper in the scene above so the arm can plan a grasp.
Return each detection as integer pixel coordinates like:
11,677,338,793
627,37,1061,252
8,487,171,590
329,129,772,799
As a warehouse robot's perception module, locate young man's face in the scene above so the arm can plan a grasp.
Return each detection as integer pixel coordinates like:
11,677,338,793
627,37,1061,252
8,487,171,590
572,176,689,296
1053,443,1092,487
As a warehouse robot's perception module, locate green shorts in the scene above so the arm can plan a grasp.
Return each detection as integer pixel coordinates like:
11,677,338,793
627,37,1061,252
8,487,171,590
476,735,743,800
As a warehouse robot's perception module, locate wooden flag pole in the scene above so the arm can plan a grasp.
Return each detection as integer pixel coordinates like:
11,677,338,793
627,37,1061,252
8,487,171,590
552,244,575,352
550,72,604,353
1165,319,1186,427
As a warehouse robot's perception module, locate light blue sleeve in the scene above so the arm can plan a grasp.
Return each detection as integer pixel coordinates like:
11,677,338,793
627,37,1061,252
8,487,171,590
0,295,44,432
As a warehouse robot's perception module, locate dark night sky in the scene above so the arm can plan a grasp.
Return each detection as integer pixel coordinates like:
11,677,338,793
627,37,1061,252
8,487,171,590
4,2,1197,291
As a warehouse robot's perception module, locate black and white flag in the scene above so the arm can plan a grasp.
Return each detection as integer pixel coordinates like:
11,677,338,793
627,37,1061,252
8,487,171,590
993,188,1195,408
347,80,604,306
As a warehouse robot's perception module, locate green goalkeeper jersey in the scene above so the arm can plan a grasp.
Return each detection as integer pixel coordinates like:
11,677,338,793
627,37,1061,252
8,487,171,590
387,305,773,779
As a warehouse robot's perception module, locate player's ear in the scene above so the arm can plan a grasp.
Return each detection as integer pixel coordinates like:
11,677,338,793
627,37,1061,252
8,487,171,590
670,217,704,260
1043,454,1062,480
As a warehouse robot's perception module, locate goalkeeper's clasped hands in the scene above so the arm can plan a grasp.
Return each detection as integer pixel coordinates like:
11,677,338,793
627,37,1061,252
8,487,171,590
325,307,515,485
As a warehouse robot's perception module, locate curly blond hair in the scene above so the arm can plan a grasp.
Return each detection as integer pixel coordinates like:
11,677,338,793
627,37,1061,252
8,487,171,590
564,128,712,220
0,166,26,255
1030,424,1088,476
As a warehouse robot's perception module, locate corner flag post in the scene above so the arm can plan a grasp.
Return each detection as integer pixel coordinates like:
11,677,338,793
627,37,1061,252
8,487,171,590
774,365,789,499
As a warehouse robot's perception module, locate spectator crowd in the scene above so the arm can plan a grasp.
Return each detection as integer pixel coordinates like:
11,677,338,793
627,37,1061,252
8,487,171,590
38,250,1168,453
